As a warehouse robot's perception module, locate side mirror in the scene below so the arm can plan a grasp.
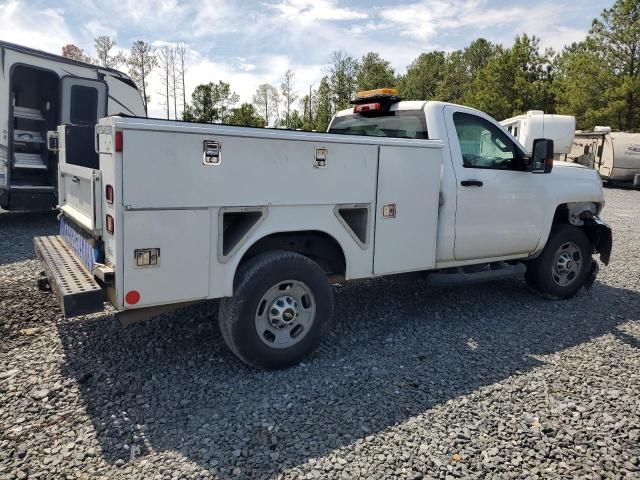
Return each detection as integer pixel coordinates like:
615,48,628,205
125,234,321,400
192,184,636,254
532,138,554,173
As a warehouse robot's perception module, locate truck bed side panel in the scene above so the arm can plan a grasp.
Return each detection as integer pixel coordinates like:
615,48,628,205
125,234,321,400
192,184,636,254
121,130,379,209
123,209,210,308
373,145,441,275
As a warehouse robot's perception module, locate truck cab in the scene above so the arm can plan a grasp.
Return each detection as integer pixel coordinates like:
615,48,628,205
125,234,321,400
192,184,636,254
0,40,146,211
328,91,607,263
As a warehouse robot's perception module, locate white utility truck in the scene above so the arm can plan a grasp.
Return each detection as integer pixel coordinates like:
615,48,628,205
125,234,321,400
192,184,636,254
34,89,612,369
0,40,146,210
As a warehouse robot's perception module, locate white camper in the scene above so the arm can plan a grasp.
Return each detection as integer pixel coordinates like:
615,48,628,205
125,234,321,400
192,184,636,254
0,41,146,211
501,111,576,158
564,126,640,185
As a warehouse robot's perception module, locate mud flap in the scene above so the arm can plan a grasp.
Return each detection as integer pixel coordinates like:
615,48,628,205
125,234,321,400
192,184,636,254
593,217,612,265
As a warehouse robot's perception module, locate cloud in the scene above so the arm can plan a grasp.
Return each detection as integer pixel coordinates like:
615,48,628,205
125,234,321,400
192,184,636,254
271,0,368,24
84,20,118,40
0,0,75,53
378,0,589,52
0,0,599,119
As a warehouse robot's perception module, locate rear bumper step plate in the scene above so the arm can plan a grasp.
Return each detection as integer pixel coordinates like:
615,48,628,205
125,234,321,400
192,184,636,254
34,235,104,318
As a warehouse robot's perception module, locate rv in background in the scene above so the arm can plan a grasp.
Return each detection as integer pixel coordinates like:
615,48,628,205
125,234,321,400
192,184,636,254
564,127,640,186
0,40,146,211
501,110,576,158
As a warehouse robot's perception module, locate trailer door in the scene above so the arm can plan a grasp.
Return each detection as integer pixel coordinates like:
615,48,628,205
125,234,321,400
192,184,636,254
56,79,107,235
61,77,107,127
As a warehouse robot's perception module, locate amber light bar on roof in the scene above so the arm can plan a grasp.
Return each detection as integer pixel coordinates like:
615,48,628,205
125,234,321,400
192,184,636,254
355,88,399,98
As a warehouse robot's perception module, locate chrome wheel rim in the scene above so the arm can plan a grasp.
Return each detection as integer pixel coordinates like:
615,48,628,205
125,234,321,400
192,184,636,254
552,241,582,287
254,280,316,349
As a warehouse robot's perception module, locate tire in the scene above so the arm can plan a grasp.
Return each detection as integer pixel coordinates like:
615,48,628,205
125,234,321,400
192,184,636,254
219,251,334,369
525,224,593,299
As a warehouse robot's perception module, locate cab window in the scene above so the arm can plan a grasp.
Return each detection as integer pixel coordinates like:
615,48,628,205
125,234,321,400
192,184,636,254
329,110,428,139
453,112,523,170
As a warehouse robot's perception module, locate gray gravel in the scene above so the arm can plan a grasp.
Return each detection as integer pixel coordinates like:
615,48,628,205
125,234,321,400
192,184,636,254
1,188,640,480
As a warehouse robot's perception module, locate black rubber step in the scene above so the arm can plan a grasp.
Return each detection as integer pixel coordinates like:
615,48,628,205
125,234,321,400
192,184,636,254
427,262,526,287
34,235,104,318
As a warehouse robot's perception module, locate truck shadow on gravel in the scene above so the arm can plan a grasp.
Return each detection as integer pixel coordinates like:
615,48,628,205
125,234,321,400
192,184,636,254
56,275,640,478
0,210,57,266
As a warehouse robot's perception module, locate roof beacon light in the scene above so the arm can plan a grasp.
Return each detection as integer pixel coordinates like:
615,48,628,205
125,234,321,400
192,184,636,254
355,88,399,99
351,88,402,107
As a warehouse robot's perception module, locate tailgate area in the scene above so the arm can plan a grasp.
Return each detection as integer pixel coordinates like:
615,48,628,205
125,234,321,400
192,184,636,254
34,235,104,318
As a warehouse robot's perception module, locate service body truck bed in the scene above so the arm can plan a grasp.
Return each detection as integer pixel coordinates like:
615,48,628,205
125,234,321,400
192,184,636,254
35,93,612,369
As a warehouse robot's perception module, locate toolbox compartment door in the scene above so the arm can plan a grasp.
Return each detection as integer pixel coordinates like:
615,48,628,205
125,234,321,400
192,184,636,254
122,209,211,308
373,145,441,275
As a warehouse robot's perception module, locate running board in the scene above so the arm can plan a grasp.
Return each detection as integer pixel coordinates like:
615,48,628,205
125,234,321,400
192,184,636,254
34,235,105,318
427,262,526,287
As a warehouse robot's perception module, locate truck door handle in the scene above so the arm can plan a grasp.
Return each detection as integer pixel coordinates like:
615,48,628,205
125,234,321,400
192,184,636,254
461,179,483,187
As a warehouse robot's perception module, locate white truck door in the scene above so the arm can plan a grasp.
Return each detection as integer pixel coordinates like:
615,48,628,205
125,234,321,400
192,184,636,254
444,106,545,261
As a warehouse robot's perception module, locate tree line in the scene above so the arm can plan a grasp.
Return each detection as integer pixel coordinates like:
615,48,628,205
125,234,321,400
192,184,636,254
62,0,638,132
62,37,186,118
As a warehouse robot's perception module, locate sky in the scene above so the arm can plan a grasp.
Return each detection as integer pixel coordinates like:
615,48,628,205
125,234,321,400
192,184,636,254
0,0,612,118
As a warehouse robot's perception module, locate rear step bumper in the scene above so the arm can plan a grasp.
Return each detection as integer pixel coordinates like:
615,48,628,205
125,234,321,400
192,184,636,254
34,235,104,318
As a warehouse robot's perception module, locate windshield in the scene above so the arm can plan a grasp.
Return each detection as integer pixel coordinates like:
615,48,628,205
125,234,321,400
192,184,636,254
328,110,428,139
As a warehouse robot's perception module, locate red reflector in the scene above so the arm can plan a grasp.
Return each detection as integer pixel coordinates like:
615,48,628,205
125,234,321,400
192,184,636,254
125,290,140,305
105,185,114,204
354,102,381,114
115,131,123,152
106,214,114,234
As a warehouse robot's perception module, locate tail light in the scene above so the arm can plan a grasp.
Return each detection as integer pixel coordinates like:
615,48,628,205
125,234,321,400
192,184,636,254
115,131,123,152
106,214,114,234
105,185,114,204
354,102,381,114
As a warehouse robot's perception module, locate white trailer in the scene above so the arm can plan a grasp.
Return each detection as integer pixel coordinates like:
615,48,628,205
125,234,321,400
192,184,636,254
501,110,576,158
34,90,612,369
0,40,146,210
564,126,640,185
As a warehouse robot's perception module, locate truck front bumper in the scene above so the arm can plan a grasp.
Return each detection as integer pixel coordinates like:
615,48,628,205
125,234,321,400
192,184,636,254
34,235,105,318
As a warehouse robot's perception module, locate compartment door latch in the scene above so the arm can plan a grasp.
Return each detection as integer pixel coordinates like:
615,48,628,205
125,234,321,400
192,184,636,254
203,140,222,166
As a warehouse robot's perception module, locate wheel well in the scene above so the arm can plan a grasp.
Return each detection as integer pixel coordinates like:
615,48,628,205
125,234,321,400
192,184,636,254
552,204,570,225
240,231,347,278
552,202,602,226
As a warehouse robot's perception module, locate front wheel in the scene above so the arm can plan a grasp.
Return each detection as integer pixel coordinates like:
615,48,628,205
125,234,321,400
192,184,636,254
219,251,334,369
525,225,593,299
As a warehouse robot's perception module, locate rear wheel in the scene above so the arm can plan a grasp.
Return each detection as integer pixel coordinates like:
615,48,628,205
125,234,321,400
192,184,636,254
525,225,592,299
219,251,334,369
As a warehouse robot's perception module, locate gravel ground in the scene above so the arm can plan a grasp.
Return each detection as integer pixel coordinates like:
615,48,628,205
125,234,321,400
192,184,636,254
1,188,639,480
